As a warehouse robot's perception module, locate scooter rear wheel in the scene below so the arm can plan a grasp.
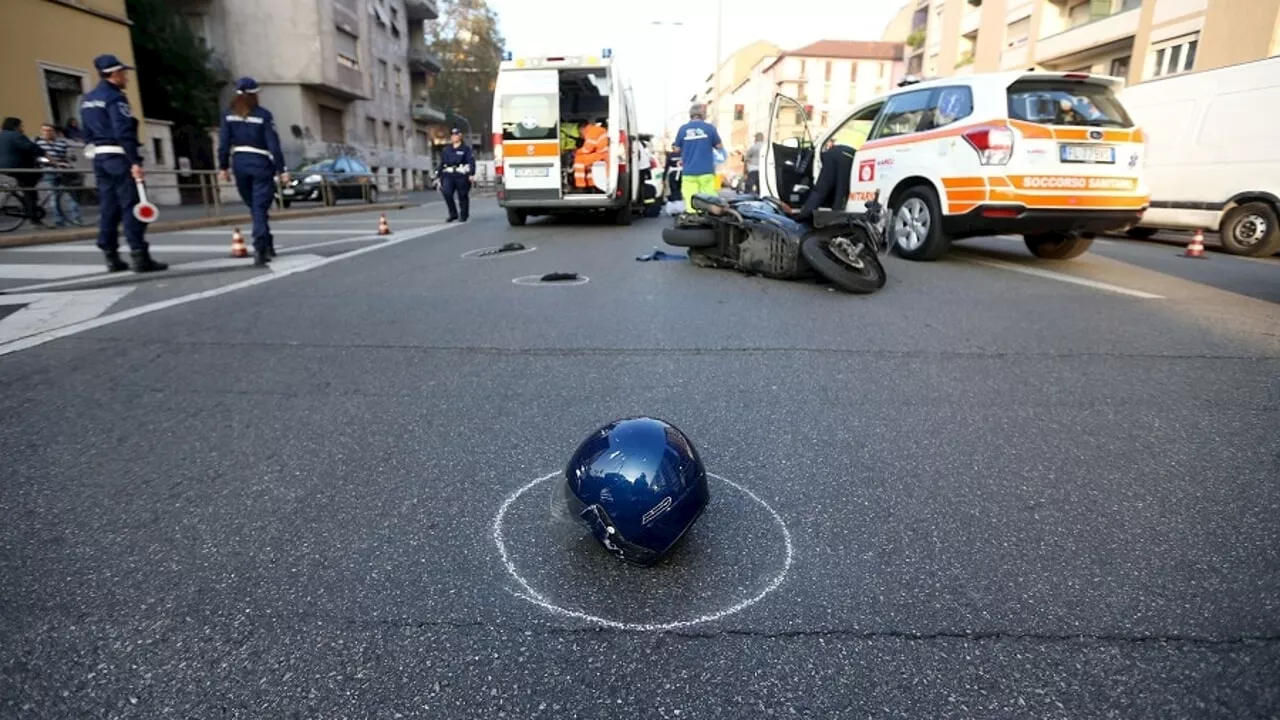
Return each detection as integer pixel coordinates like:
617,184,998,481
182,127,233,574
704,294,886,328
800,235,886,294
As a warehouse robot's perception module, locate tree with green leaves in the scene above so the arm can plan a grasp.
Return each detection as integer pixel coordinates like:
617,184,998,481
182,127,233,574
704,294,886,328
424,0,505,149
126,0,228,130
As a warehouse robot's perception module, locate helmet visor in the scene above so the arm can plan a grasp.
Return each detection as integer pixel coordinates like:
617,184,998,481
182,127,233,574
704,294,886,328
547,479,663,567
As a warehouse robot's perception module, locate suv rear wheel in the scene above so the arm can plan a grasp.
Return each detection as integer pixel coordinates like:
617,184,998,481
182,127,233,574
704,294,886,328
1024,232,1094,260
890,186,949,261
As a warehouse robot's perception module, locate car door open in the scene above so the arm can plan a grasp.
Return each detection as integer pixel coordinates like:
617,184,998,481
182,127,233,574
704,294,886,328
761,94,815,207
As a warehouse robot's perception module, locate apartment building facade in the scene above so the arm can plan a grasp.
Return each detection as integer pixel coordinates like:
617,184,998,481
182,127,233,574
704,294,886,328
1,0,147,143
884,0,1280,87
725,41,906,152
692,40,781,146
177,0,446,191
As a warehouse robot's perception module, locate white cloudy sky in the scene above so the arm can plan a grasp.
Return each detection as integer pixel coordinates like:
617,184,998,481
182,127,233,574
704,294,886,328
487,0,905,133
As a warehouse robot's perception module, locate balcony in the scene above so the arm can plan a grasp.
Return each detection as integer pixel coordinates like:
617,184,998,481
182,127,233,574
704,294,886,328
1034,6,1140,63
412,102,447,124
404,0,439,21
408,45,443,72
960,8,981,35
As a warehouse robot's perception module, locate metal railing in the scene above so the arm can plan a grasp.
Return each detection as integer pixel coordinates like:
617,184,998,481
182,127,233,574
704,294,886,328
0,166,414,234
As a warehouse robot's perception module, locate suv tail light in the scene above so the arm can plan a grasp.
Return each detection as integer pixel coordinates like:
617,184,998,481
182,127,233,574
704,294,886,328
492,132,504,176
963,126,1015,165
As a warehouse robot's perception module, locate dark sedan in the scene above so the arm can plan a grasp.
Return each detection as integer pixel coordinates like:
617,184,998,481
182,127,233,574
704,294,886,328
281,155,380,208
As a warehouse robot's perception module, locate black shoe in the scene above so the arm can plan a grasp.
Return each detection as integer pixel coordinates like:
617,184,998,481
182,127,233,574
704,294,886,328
460,216,469,222
130,249,168,273
253,250,270,267
103,250,129,272
446,217,458,223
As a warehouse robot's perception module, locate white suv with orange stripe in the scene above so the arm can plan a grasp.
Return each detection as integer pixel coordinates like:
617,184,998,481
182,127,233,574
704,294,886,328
760,71,1150,261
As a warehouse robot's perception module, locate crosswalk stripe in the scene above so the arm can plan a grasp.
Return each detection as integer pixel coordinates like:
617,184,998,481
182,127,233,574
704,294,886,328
171,229,363,235
4,244,239,254
0,263,104,279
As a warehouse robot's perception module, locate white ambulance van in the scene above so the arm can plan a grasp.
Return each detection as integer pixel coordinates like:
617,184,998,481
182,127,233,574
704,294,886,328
492,50,652,227
762,70,1150,261
1118,56,1280,257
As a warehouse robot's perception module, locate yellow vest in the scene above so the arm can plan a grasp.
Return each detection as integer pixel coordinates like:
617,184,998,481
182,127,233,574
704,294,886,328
560,124,581,151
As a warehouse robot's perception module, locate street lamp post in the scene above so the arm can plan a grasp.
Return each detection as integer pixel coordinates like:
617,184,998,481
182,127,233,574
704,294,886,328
651,20,684,144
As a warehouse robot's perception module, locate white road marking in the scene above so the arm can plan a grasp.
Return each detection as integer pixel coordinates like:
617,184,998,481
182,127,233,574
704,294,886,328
0,263,105,280
267,253,324,273
171,229,363,235
6,244,250,254
0,233,396,295
0,287,134,344
0,225,451,356
962,256,1165,299
492,472,793,632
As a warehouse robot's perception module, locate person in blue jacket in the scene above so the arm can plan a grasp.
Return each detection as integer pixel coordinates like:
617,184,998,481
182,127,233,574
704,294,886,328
218,77,289,266
436,128,475,222
80,54,167,273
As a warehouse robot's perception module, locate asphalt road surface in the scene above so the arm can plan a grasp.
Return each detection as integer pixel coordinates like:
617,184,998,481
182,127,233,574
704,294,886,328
2,201,1277,718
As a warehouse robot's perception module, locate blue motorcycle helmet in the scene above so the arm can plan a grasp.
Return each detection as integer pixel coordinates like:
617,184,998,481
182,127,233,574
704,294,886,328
553,417,710,567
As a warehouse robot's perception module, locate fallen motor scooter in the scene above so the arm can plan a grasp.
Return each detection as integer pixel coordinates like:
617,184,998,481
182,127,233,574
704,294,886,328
659,191,890,294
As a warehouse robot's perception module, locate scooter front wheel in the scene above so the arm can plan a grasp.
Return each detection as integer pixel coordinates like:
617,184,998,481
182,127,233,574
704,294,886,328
800,235,886,294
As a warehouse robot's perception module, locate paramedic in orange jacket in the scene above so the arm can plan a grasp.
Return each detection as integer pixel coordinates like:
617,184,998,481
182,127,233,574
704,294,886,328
573,120,610,189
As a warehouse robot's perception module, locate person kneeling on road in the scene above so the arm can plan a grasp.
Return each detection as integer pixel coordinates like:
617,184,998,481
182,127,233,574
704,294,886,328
671,104,723,212
218,77,289,267
437,128,476,222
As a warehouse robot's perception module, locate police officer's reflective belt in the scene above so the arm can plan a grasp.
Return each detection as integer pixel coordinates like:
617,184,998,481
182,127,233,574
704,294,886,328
92,145,126,155
231,145,273,158
442,164,468,174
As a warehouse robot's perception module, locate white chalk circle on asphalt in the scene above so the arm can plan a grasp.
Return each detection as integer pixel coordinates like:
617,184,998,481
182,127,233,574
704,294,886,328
511,274,590,286
461,245,538,259
492,471,793,632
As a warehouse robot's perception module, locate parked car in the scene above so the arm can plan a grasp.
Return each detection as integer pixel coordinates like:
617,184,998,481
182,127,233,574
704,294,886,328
281,155,379,208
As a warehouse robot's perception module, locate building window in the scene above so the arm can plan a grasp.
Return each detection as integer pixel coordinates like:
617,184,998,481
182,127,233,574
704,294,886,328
824,61,832,81
390,5,400,36
383,121,392,148
378,60,388,89
394,65,403,96
1109,55,1130,78
41,68,85,128
1151,34,1198,78
850,63,859,82
397,123,405,149
1006,17,1030,48
336,28,360,70
733,104,744,121
152,138,164,165
820,111,829,126
1121,0,1141,9
366,116,378,145
319,106,345,143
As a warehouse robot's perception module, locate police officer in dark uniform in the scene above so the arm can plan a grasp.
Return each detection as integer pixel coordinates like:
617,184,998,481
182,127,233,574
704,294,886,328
218,77,288,266
81,54,167,273
437,127,476,222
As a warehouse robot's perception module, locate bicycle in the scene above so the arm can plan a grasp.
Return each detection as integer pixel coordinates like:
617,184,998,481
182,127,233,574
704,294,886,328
0,159,90,233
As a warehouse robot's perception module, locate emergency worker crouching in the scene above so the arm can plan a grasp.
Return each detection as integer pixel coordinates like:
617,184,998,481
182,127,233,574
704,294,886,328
80,54,167,273
437,127,476,222
572,119,610,190
218,77,289,266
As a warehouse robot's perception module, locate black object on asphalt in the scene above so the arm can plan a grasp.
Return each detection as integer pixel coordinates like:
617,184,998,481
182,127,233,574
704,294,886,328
540,272,579,282
477,242,527,257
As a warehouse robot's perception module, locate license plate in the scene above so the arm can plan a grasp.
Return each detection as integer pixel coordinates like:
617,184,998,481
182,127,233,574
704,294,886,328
282,188,295,195
514,166,550,178
1060,144,1115,164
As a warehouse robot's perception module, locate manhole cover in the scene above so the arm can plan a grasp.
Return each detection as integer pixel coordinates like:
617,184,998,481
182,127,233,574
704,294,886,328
512,272,589,286
462,243,536,259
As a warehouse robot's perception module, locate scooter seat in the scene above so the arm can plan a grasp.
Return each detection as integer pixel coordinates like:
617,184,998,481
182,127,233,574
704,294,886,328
691,193,728,208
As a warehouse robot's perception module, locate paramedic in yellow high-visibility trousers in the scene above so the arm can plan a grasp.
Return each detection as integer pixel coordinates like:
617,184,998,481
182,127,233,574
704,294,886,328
671,103,723,212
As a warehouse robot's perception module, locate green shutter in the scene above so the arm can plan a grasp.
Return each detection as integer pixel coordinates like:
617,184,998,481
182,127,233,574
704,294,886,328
1090,0,1112,19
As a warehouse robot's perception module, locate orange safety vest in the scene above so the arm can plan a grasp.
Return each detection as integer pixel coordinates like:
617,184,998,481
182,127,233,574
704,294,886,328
580,124,609,154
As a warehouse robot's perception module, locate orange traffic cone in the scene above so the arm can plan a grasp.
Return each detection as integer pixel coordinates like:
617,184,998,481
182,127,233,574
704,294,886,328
377,214,391,235
230,227,249,258
1182,229,1206,259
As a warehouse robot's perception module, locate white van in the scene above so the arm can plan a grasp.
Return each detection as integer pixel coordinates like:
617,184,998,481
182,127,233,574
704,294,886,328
761,71,1150,261
1119,57,1280,256
492,50,653,227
